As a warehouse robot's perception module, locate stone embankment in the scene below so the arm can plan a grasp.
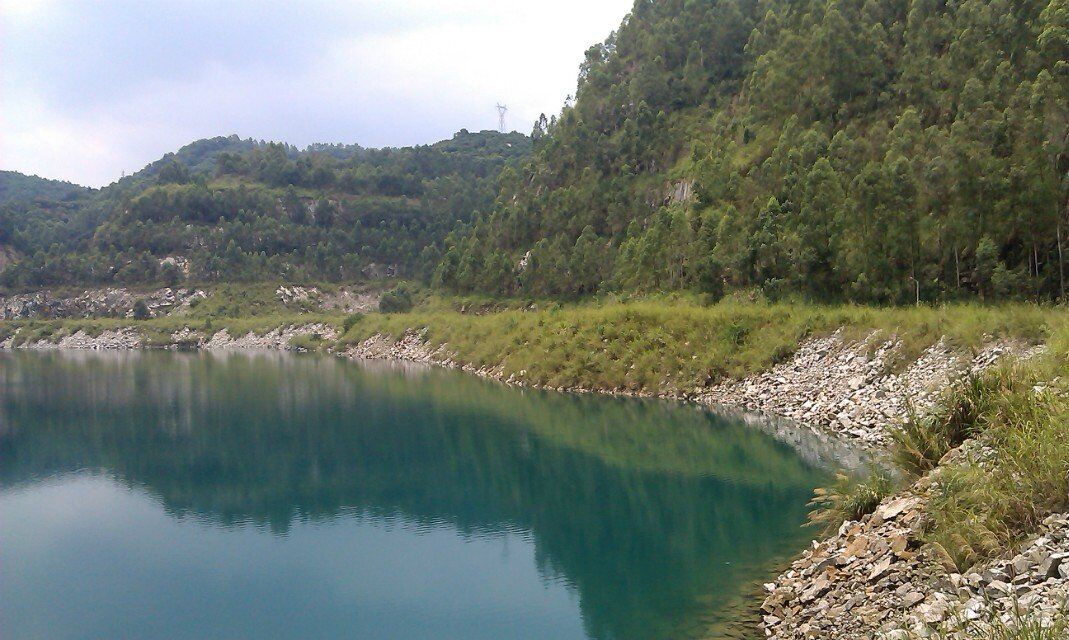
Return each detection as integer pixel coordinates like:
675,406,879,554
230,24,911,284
0,287,207,320
762,445,1069,639
0,325,336,351
188,324,337,350
701,331,1042,448
347,328,1039,448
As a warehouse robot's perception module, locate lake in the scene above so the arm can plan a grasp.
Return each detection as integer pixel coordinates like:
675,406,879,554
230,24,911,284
0,350,834,640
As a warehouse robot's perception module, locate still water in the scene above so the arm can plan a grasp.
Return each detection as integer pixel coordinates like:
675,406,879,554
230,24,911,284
0,350,832,640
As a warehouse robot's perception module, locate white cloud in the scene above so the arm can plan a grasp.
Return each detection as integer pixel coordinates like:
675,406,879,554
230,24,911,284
0,0,632,187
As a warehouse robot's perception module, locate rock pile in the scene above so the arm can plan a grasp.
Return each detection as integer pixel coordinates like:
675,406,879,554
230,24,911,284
276,285,381,314
761,493,937,639
196,324,338,350
890,512,1069,638
701,332,1039,447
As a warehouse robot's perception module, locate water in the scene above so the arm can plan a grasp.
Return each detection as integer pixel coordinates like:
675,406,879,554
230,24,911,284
0,350,833,640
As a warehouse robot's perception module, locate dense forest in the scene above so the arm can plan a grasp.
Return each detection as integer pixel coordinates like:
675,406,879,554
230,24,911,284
0,131,529,287
437,0,1069,303
0,171,88,205
2,0,1066,303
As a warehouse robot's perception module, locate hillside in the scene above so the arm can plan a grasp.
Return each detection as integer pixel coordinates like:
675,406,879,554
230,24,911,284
0,130,530,289
4,0,1066,305
437,0,1069,304
0,170,88,205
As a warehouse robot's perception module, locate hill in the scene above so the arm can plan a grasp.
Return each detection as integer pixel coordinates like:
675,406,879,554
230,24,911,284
435,0,1069,304
0,130,530,289
0,170,88,205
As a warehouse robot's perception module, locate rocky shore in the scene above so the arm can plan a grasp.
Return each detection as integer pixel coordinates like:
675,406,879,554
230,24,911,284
0,324,336,351
762,445,1069,639
345,328,1040,448
701,331,1043,448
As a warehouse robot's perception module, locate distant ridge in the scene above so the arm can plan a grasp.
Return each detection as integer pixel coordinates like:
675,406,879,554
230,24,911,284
0,170,88,205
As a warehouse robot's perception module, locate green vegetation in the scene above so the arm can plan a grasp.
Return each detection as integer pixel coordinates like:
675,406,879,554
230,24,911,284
339,298,1054,392
438,0,1069,304
0,130,529,288
4,1,1066,308
0,170,87,205
378,283,416,313
922,357,1069,571
890,375,995,476
807,470,896,535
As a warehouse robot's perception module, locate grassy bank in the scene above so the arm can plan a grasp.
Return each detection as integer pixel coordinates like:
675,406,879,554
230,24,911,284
3,293,1060,397
340,298,1056,394
906,320,1069,572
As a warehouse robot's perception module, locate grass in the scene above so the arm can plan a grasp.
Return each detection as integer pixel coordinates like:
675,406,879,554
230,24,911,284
890,374,999,477
890,318,1069,572
807,470,896,534
4,292,1056,393
0,283,347,348
922,368,1069,571
339,298,1054,394
904,604,1068,640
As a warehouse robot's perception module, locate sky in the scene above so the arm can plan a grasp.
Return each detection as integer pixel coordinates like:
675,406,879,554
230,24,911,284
0,0,633,187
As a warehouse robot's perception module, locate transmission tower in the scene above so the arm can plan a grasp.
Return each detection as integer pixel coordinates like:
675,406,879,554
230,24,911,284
496,104,508,132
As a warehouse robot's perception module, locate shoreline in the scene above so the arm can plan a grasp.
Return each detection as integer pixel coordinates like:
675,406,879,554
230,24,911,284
2,321,1055,638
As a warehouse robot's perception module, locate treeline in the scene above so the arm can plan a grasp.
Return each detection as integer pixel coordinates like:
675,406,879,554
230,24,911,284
0,130,529,288
0,171,88,206
437,0,1069,304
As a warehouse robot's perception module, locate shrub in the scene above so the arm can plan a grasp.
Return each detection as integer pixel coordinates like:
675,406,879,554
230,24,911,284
891,374,995,477
288,333,325,352
132,300,151,320
342,312,365,334
807,470,895,535
379,284,415,314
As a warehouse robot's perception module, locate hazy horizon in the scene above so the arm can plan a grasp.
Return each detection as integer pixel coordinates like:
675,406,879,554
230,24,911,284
1,0,632,188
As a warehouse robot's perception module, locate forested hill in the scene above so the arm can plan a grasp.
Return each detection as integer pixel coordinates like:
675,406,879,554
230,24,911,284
0,171,88,205
437,0,1069,303
0,130,529,288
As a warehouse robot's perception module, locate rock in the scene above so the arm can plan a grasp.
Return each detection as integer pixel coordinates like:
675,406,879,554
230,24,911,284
869,557,893,582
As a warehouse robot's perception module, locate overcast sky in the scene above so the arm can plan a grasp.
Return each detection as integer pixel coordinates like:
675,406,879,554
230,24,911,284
1,0,632,187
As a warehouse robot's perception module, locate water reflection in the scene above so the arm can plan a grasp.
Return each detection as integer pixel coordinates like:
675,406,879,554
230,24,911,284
0,350,833,640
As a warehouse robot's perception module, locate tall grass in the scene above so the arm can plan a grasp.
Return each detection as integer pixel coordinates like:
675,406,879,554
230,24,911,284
891,373,1007,477
807,470,896,534
916,328,1069,571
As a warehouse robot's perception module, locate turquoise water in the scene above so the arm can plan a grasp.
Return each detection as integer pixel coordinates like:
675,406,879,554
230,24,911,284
0,350,830,640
